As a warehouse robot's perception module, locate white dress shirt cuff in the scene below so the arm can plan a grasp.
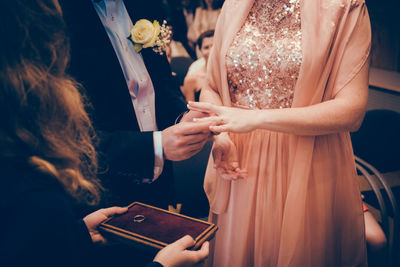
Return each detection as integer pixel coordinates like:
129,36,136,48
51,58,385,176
152,131,164,182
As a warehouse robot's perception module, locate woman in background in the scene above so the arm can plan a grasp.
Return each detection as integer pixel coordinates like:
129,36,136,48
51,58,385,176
189,0,371,266
187,0,222,50
167,0,200,59
182,30,214,102
0,1,208,266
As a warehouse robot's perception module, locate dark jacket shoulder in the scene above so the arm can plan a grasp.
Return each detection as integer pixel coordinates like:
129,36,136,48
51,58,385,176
0,159,92,267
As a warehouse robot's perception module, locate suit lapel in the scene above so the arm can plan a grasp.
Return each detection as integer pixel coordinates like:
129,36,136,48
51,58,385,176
124,0,153,66
61,0,140,131
79,0,125,77
123,0,167,83
124,0,155,22
62,0,126,84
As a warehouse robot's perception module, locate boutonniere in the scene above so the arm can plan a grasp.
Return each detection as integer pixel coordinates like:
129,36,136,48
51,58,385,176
128,19,172,55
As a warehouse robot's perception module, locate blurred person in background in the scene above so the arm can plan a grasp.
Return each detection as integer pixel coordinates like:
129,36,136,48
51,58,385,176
363,200,387,266
182,30,214,102
167,0,200,59
187,0,222,53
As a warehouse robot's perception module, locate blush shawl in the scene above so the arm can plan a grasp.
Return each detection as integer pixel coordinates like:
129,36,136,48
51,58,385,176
204,0,371,265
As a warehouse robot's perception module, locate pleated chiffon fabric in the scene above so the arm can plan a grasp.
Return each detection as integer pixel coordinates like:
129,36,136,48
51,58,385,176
203,0,371,266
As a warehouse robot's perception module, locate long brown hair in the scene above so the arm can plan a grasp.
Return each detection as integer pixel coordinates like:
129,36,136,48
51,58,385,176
0,0,101,205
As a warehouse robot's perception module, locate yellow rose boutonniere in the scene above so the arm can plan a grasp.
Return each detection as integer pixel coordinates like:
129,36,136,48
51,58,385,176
128,19,171,55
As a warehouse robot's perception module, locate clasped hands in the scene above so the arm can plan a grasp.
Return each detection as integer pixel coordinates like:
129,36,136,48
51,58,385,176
161,110,214,161
187,101,255,180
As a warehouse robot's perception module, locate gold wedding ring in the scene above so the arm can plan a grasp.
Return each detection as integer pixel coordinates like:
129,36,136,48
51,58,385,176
133,214,145,223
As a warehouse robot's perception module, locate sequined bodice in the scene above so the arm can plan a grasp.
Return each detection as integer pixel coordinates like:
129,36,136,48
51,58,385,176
226,0,302,109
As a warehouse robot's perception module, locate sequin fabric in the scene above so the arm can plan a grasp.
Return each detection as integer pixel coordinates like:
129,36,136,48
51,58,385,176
226,0,302,109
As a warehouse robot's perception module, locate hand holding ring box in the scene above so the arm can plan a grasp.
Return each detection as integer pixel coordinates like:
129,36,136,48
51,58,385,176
99,202,218,251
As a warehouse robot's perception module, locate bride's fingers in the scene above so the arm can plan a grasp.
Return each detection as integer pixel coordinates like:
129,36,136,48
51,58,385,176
230,168,247,180
217,163,247,180
188,101,220,114
209,124,230,133
216,159,231,171
236,168,248,179
187,105,208,114
217,167,239,180
218,167,247,180
231,161,239,170
192,116,222,124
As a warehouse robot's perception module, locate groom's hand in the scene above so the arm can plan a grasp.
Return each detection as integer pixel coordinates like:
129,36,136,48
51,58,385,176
162,119,211,161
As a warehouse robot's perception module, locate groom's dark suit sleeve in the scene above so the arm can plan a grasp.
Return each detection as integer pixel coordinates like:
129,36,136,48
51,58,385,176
97,48,187,181
60,0,187,206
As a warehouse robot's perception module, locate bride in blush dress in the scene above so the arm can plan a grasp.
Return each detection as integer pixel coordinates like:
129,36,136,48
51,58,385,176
188,0,371,266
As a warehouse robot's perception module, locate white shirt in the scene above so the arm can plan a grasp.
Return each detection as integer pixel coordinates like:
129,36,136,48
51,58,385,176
92,0,163,181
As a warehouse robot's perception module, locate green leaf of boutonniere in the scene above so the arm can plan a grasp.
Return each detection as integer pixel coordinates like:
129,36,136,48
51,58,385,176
134,43,143,53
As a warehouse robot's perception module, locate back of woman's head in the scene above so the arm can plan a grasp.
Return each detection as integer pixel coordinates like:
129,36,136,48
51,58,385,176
0,0,101,205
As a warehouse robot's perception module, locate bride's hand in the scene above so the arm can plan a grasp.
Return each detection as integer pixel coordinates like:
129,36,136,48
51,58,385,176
213,133,247,180
188,101,258,133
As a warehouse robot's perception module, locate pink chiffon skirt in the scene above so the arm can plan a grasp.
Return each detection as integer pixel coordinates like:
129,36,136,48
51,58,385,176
204,129,367,267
